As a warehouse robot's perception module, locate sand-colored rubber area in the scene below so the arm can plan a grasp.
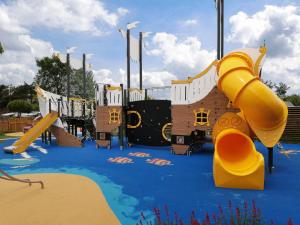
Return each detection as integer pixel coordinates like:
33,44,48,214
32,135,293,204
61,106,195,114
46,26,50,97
0,173,120,225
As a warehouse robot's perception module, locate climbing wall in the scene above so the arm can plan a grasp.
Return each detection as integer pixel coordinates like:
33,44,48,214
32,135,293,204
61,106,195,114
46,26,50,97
127,100,171,146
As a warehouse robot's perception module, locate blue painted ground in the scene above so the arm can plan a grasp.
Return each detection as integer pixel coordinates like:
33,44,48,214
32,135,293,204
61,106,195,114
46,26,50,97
0,138,300,225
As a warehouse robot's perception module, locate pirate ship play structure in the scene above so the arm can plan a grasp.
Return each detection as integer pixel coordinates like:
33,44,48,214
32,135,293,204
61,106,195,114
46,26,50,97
2,0,288,190
3,46,288,191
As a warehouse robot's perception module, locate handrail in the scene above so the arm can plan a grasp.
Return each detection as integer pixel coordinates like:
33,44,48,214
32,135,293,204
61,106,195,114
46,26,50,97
0,169,44,189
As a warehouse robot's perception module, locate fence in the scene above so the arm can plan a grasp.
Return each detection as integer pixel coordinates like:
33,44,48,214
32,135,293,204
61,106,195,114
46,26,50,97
282,106,300,143
0,117,34,133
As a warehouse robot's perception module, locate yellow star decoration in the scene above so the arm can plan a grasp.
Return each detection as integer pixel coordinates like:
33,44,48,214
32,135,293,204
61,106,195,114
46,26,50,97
279,150,300,158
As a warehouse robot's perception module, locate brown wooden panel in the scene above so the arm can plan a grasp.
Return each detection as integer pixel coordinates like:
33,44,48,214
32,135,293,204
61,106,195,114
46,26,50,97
172,144,189,155
171,87,238,136
96,140,110,148
50,126,82,147
96,106,122,133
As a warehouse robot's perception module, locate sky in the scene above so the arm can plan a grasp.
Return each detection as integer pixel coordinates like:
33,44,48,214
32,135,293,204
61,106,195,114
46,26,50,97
0,0,300,94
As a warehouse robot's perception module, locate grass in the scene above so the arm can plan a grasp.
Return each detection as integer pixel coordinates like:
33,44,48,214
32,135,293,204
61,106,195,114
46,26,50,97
0,133,17,140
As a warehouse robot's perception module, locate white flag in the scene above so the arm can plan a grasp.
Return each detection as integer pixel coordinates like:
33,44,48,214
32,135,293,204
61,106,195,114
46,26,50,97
127,21,140,30
130,35,139,62
118,29,140,62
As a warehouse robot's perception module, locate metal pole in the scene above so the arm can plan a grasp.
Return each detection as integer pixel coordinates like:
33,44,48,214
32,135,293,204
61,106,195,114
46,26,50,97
268,147,274,174
139,32,143,90
48,130,52,144
67,53,70,100
120,84,124,150
83,53,86,100
67,53,70,117
217,0,221,60
127,29,131,102
220,0,224,58
49,99,51,113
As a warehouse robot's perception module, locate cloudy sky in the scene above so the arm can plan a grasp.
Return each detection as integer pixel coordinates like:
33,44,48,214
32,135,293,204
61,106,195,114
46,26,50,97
0,0,300,94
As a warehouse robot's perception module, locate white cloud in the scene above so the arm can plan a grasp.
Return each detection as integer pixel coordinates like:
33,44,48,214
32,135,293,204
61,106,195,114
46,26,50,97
93,69,125,85
93,68,177,88
227,5,300,94
131,70,177,88
147,32,216,78
182,19,198,26
0,0,128,86
4,0,128,36
117,7,129,17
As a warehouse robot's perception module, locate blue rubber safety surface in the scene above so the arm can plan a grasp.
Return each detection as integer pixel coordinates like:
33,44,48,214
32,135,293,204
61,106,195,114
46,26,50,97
0,138,299,225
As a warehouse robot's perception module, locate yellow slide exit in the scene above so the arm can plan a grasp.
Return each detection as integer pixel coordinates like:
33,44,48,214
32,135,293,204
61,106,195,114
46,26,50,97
9,112,58,154
213,49,288,190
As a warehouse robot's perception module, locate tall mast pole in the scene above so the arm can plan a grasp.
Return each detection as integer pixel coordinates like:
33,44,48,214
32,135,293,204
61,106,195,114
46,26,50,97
67,53,70,100
127,28,131,103
220,0,224,58
139,32,143,90
217,0,221,60
83,53,86,99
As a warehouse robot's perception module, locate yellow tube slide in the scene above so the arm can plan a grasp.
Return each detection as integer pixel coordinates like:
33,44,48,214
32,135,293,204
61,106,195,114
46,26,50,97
213,128,264,190
213,49,287,190
217,51,288,147
213,112,264,190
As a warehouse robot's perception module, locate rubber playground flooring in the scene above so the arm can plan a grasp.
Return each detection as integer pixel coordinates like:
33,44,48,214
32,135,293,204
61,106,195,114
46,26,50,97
0,138,300,224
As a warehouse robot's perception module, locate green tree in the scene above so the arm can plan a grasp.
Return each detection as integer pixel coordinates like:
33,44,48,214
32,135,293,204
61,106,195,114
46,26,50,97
275,82,290,98
7,100,32,116
31,103,40,111
11,83,36,103
34,55,69,95
0,85,11,108
70,69,96,100
0,42,4,54
34,56,95,100
263,80,275,90
284,94,300,106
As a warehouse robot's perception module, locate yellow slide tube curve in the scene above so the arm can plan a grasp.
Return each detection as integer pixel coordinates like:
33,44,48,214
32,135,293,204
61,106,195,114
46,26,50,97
213,128,264,190
213,112,265,190
217,52,288,147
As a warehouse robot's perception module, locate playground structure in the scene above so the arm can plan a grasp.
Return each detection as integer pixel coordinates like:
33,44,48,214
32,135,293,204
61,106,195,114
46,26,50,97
4,86,95,154
94,47,288,190
2,47,288,190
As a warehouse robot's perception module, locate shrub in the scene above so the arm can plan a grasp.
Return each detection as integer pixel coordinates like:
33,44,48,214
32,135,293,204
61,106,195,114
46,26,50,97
7,100,32,116
138,200,293,225
31,103,39,111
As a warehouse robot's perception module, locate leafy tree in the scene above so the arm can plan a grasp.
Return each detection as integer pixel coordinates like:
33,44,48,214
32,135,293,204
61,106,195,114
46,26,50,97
284,94,300,106
34,55,95,99
70,69,96,100
0,85,11,108
275,82,290,98
0,42,4,54
10,83,36,103
7,100,32,116
31,103,40,111
34,55,69,95
263,80,275,90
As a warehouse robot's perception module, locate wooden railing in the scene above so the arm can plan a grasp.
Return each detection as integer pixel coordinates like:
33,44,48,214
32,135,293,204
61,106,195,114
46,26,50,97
0,169,44,189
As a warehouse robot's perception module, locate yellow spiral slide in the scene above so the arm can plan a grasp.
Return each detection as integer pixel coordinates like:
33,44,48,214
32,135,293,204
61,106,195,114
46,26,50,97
213,49,288,190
